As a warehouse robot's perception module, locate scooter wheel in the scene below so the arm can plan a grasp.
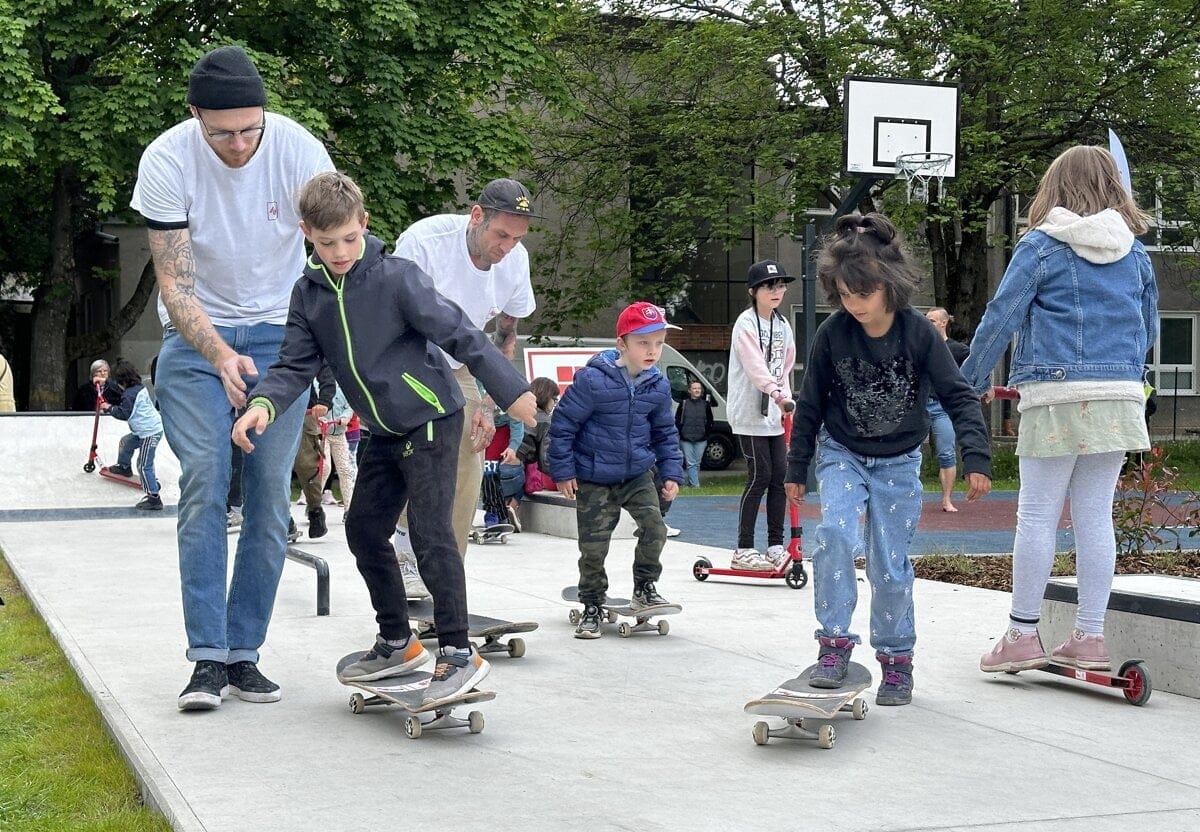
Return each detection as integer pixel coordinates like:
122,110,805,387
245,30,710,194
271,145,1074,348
785,564,808,590
84,461,96,473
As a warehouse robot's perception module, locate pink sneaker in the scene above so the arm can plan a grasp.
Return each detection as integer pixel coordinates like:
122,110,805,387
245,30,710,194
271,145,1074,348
1051,629,1111,670
980,628,1049,672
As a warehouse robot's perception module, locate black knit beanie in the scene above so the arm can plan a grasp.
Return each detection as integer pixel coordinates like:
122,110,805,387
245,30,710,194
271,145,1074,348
187,46,267,110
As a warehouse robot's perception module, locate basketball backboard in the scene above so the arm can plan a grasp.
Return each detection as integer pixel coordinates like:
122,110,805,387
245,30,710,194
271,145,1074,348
843,76,960,179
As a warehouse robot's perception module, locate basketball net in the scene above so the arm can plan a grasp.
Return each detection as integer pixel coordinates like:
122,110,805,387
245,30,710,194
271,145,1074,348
895,152,953,204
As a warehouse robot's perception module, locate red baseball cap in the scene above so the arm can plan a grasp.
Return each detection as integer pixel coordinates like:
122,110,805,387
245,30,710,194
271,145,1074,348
616,302,680,338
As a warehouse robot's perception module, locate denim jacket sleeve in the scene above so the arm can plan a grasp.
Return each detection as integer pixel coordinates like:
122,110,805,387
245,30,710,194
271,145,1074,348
960,238,1042,393
1138,247,1160,349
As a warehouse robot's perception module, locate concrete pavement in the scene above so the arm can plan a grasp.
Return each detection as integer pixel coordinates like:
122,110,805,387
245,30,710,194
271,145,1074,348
2,414,1199,831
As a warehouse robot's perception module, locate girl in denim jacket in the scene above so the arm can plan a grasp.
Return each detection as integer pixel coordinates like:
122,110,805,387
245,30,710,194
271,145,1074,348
961,145,1159,675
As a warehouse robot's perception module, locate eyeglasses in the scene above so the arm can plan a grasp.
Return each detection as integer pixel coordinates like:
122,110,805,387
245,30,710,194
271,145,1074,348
196,110,266,143
758,279,788,290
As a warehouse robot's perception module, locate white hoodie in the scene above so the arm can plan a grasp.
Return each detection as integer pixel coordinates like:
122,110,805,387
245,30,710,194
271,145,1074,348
1037,207,1134,264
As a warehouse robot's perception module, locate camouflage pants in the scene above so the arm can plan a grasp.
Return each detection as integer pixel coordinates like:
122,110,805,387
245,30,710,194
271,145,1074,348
575,470,666,604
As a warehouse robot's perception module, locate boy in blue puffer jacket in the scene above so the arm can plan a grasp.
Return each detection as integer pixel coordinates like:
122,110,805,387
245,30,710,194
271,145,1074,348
549,302,685,638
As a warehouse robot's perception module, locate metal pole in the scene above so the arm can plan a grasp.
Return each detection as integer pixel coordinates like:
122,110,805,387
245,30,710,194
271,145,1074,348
1172,366,1179,441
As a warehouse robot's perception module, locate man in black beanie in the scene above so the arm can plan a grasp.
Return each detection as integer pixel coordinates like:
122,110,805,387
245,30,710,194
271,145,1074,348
131,45,335,712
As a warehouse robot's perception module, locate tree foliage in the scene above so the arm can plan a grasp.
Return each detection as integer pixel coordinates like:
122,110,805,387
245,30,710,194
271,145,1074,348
1,0,567,408
530,0,1200,338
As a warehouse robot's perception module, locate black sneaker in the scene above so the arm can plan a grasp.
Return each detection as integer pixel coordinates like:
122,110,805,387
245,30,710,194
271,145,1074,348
226,661,282,703
288,518,300,542
136,494,163,511
876,657,914,706
631,580,668,611
809,637,854,688
107,464,134,477
178,660,229,711
307,507,327,539
574,603,603,639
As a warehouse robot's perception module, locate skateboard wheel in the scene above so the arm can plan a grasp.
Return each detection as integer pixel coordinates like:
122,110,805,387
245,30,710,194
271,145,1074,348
468,711,485,734
618,622,632,638
693,558,712,581
657,619,669,636
818,724,836,749
1118,660,1153,706
405,715,423,739
752,721,769,746
568,609,581,625
508,638,526,658
349,693,365,714
852,698,868,720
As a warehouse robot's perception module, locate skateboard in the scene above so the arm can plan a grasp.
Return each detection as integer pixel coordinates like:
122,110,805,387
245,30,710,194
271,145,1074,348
98,465,142,489
560,586,682,637
1003,659,1153,706
744,661,872,749
468,523,514,544
406,599,538,658
335,651,495,739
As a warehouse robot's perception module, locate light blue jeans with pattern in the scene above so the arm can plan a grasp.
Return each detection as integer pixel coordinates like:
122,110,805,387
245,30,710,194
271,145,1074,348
812,430,923,658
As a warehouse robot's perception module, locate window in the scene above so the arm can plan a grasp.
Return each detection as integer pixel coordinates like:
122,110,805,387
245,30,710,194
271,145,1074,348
1147,314,1196,395
665,365,704,403
1134,172,1198,252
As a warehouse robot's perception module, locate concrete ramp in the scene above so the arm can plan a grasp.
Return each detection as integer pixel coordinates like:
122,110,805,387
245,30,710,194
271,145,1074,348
0,413,181,512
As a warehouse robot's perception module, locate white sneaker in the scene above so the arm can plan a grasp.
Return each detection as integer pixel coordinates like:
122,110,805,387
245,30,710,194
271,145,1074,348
397,550,431,601
392,526,415,555
226,507,243,529
322,489,337,505
665,524,681,538
731,548,774,571
765,545,788,568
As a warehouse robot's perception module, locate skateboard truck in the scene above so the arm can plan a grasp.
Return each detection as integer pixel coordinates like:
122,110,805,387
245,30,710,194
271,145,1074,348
347,691,486,739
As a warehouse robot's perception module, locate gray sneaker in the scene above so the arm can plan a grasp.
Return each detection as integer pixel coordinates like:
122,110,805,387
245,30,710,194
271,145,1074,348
422,645,490,705
809,637,855,688
574,604,603,639
631,581,669,611
338,636,430,682
397,551,431,601
226,507,243,529
876,657,914,706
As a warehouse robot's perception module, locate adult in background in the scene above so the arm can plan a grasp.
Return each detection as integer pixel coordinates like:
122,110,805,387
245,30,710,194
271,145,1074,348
0,334,14,412
675,380,713,488
392,178,537,597
924,307,970,512
131,45,334,710
72,359,110,412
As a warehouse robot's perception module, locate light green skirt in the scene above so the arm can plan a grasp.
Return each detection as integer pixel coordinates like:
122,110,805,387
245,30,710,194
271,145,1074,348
1016,399,1149,458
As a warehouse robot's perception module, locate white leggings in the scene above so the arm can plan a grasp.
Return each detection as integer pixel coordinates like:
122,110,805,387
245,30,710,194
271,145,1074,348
1011,451,1124,634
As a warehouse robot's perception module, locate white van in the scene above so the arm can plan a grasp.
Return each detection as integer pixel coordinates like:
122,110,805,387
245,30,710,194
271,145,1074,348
512,336,738,469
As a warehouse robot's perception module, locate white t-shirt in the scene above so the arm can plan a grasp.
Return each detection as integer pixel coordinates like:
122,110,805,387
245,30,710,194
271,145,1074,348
395,214,536,368
131,112,334,327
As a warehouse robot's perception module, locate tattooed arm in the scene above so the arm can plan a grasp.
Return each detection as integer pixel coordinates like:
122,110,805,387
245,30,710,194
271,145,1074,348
492,313,519,360
149,227,256,408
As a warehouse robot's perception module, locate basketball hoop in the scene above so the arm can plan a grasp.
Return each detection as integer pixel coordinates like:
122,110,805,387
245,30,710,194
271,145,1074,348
895,151,953,204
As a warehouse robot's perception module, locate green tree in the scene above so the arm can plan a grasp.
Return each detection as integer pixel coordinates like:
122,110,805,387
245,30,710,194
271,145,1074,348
1,0,566,409
530,0,1200,337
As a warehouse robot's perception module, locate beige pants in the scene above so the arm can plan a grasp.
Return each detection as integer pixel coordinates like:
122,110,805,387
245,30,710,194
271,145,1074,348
399,365,482,558
319,431,357,509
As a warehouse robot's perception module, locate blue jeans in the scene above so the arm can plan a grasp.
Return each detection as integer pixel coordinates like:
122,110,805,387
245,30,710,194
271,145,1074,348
156,323,307,664
117,432,162,495
925,400,957,469
812,431,923,658
680,440,707,487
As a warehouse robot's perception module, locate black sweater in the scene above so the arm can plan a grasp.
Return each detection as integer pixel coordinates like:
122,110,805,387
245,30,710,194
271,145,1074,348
786,307,991,481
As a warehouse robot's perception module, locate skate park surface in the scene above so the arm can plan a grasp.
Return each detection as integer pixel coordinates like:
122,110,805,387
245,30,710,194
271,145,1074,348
2,414,1200,832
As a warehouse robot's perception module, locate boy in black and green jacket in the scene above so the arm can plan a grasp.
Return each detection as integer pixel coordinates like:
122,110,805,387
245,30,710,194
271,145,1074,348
233,172,536,706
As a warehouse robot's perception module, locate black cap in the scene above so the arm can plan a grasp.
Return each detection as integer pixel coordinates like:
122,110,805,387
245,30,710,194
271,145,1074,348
477,178,541,218
747,259,795,288
187,46,268,110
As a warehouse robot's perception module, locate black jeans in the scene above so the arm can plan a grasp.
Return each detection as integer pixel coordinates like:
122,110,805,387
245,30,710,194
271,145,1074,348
344,410,468,648
736,433,787,549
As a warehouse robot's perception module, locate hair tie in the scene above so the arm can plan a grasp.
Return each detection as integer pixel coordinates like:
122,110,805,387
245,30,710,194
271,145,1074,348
856,226,869,233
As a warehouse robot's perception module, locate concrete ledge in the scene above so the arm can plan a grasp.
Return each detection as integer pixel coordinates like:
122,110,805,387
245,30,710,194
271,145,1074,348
520,491,637,539
1041,574,1200,698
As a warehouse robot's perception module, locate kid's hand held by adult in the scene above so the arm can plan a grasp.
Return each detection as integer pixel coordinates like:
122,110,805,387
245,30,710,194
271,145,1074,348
507,391,538,427
785,482,806,506
966,472,991,502
217,352,258,409
232,407,269,453
661,480,678,501
557,478,578,500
